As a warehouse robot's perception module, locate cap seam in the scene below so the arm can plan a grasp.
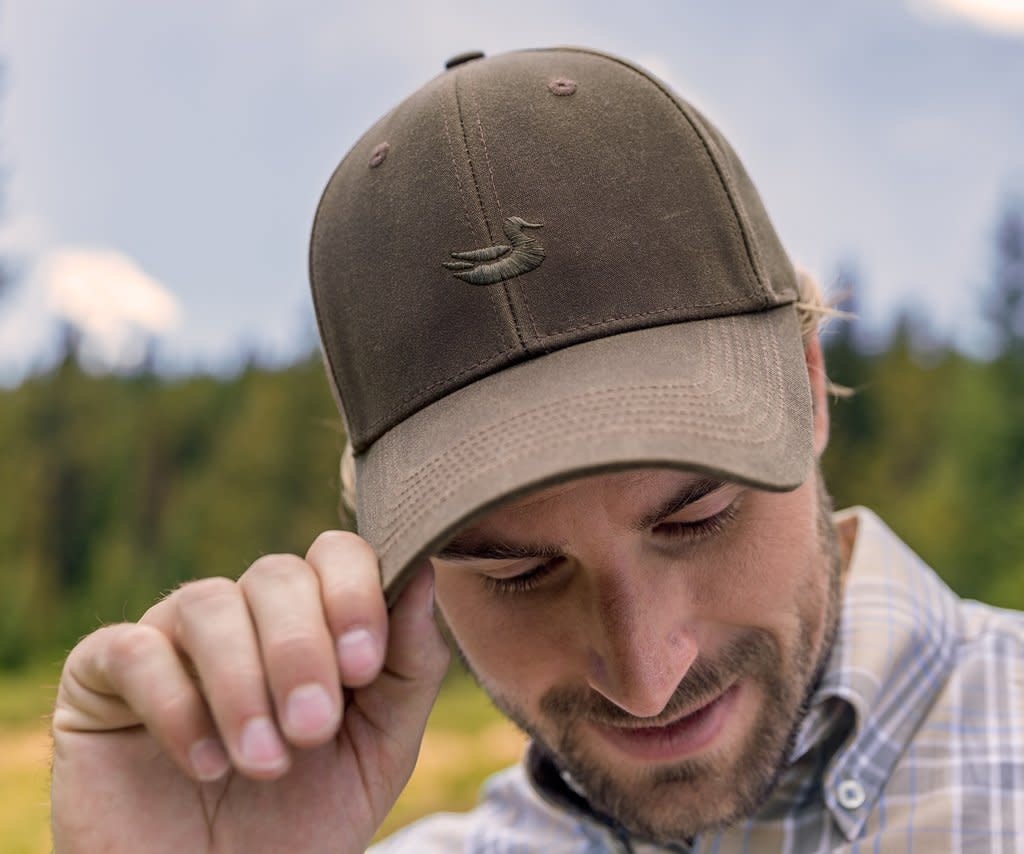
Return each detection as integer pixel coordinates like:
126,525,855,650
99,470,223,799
440,85,479,238
470,75,544,343
455,73,528,352
358,299,781,442
454,74,495,244
440,80,519,361
531,295,755,342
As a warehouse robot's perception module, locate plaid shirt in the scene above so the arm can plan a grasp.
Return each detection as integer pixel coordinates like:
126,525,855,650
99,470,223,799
374,508,1024,853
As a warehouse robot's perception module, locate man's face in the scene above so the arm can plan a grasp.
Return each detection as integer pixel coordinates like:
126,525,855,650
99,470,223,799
431,466,843,843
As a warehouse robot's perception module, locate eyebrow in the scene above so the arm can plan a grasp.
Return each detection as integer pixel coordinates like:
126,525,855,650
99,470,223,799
632,476,726,531
435,476,727,562
435,538,564,563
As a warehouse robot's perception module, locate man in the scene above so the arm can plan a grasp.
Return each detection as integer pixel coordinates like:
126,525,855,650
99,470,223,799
50,48,1024,852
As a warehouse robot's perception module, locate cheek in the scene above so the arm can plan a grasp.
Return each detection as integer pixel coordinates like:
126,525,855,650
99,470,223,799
434,570,576,691
701,494,824,630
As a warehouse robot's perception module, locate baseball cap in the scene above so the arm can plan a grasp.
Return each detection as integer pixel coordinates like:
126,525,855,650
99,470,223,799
309,46,813,603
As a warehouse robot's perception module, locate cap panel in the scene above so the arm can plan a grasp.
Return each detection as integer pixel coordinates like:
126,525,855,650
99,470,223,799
466,50,783,347
311,73,524,452
687,105,799,303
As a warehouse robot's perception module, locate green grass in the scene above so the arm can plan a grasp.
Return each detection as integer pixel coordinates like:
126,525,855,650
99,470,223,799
376,668,524,839
0,663,60,854
0,727,51,854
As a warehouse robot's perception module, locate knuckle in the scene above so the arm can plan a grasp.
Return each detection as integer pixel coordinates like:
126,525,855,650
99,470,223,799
103,623,163,672
161,687,206,735
404,631,450,683
322,574,384,612
264,631,322,665
175,576,238,609
425,639,451,681
307,530,377,565
240,553,312,589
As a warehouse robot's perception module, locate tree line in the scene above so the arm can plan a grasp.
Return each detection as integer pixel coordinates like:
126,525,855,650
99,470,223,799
1,203,1022,671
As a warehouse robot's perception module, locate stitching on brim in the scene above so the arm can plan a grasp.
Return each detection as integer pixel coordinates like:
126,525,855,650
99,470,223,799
378,316,756,502
377,395,785,557
372,320,787,545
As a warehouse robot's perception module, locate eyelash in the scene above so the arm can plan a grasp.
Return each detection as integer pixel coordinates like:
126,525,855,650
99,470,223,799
482,500,741,597
482,559,562,597
651,500,741,542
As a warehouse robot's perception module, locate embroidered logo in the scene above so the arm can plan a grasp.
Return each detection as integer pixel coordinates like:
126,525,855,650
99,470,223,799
443,217,545,285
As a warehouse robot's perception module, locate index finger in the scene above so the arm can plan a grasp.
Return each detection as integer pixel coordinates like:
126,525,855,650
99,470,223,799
305,530,389,687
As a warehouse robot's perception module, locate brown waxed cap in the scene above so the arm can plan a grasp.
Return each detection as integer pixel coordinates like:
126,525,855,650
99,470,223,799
310,46,813,603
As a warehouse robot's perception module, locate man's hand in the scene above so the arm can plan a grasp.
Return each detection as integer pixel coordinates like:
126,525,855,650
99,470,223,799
50,531,449,853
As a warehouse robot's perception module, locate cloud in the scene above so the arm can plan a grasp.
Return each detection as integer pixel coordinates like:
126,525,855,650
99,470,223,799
40,247,182,371
910,0,1024,35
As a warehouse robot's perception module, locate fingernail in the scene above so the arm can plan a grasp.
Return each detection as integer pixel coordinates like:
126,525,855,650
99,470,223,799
337,628,377,681
285,683,335,736
189,737,230,781
239,716,286,770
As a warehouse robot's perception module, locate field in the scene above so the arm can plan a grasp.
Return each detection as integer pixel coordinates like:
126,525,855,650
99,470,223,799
0,665,523,852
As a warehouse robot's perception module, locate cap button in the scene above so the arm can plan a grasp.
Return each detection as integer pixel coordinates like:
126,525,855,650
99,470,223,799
445,50,485,69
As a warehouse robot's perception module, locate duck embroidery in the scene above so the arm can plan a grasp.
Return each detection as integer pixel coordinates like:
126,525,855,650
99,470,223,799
443,216,545,285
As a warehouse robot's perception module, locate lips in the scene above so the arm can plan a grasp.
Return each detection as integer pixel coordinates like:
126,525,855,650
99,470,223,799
589,683,740,763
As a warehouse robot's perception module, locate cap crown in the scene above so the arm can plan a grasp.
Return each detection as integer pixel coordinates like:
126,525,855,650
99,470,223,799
310,47,798,452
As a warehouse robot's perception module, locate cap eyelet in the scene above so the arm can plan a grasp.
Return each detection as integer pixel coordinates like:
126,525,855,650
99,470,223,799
548,77,577,96
368,142,390,168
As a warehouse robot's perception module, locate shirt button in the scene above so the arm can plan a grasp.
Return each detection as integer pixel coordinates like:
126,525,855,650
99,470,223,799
836,779,866,810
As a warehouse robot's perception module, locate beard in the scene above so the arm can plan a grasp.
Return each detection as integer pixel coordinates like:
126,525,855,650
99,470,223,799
455,475,845,844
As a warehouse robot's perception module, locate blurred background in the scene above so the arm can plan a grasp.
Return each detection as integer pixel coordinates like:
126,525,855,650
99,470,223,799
1,1,1022,851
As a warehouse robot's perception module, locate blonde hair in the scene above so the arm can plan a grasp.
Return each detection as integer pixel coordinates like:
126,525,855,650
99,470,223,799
338,267,850,515
340,439,357,519
793,265,854,400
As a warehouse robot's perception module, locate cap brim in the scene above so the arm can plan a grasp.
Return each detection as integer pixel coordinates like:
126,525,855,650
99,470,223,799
356,305,814,605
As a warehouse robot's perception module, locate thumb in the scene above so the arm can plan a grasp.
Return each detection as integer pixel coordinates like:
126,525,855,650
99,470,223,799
353,560,449,740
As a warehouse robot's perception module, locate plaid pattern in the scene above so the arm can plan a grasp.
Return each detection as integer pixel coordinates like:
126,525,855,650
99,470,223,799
373,508,1024,853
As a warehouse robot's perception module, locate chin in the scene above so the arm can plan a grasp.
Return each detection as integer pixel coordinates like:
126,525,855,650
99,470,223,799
545,680,804,843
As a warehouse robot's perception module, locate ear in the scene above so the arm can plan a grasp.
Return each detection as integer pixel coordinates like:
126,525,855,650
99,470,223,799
805,334,830,458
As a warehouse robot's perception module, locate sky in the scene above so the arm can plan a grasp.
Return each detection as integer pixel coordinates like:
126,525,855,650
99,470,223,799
0,0,1022,382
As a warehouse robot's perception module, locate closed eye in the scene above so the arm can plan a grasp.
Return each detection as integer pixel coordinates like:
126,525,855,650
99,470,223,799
652,500,741,543
481,557,564,597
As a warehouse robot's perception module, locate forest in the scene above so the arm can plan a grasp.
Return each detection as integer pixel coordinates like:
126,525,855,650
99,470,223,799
1,201,1022,672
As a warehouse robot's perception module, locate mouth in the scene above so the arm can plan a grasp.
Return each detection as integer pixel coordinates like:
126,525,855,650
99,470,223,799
588,683,740,763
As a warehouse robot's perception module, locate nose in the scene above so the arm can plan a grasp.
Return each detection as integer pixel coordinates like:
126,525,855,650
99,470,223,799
583,571,699,719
